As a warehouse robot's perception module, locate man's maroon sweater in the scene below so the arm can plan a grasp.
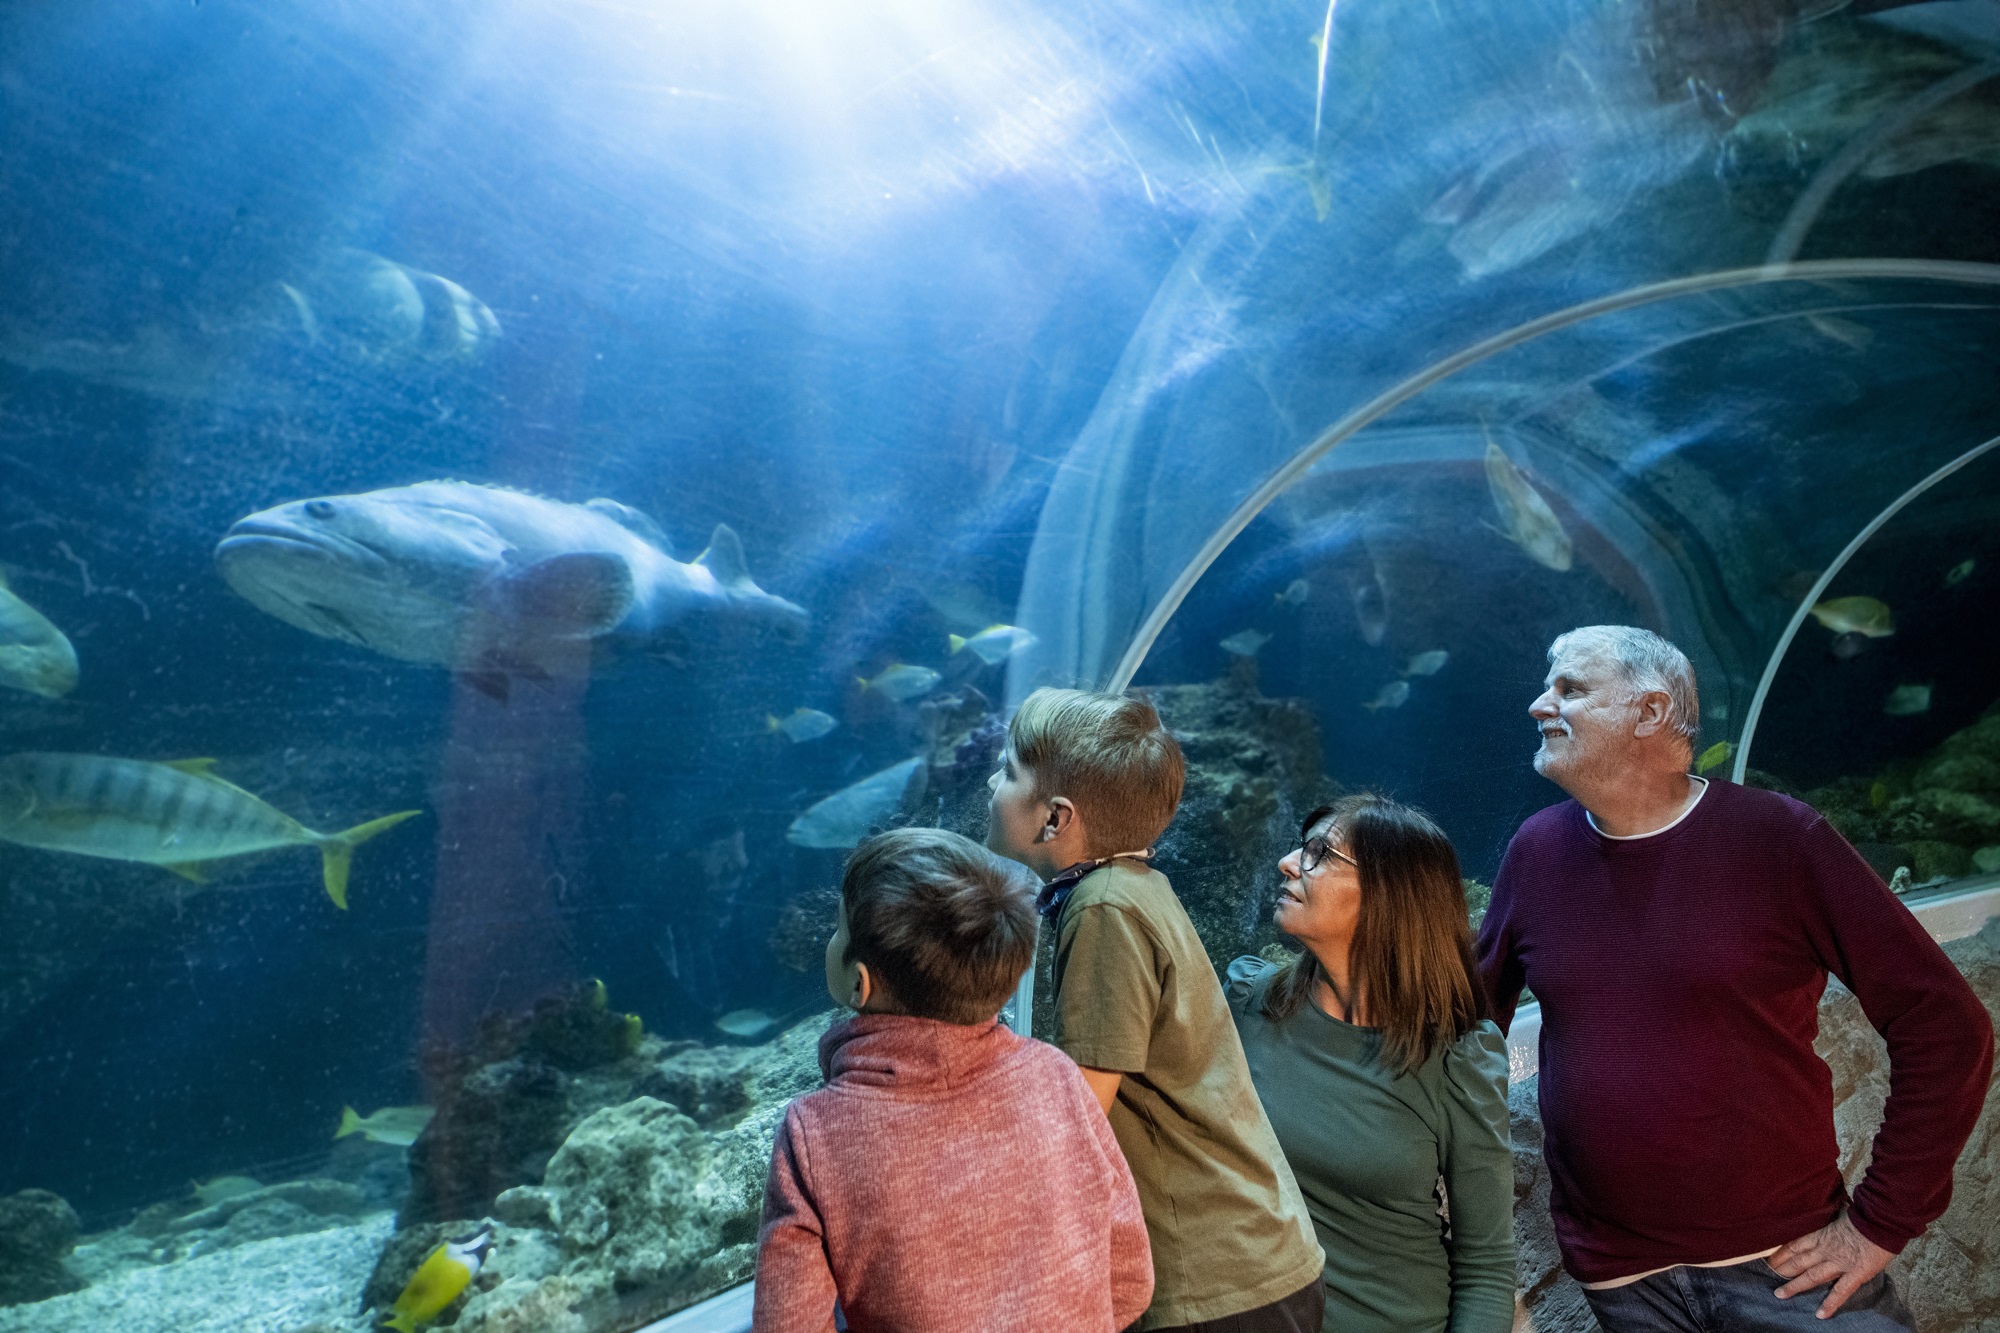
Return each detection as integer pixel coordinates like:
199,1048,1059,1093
1476,779,1992,1284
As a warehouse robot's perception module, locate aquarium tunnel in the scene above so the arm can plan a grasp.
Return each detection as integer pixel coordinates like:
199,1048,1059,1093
1,0,1998,1330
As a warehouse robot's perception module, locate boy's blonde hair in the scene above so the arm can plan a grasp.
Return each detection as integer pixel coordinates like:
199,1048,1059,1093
1007,687,1185,856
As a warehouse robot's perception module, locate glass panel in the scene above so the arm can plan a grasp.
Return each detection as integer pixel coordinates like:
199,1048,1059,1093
1124,282,2000,955
1,0,1996,1328
1746,443,2000,898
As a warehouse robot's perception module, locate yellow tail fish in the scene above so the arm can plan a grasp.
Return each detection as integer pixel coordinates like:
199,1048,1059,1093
0,752,420,908
383,1227,493,1332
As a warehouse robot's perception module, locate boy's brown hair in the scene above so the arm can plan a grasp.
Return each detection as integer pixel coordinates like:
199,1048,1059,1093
841,827,1038,1024
1007,687,1185,856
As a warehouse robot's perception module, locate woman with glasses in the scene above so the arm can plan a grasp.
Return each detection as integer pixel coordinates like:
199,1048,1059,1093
1226,794,1515,1333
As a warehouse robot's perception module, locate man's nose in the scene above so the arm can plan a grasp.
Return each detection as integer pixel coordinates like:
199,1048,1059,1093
1278,851,1301,880
987,769,1002,793
1529,689,1559,720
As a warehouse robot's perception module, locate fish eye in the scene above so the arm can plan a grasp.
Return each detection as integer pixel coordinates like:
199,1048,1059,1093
304,500,336,520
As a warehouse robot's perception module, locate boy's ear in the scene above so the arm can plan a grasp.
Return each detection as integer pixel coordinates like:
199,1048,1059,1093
1040,796,1077,842
850,962,874,1010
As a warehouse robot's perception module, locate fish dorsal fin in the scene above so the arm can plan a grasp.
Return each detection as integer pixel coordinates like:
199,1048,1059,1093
165,758,222,778
695,524,754,590
163,861,212,883
584,498,670,549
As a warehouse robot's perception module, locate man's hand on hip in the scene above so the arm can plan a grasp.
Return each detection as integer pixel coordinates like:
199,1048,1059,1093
1769,1214,1896,1319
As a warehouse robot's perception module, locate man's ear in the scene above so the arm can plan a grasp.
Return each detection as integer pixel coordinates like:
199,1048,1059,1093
1041,796,1077,842
1631,690,1673,739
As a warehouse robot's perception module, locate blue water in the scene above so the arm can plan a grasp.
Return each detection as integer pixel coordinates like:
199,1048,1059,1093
0,0,1996,1291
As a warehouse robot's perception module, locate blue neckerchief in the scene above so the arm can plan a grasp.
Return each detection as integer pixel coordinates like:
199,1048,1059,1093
1036,852,1150,919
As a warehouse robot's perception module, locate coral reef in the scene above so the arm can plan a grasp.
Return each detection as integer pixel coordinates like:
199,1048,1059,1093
0,1191,83,1308
1510,915,2000,1333
1784,701,2000,894
366,1008,829,1329
0,1211,393,1333
1143,667,1334,975
401,980,646,1227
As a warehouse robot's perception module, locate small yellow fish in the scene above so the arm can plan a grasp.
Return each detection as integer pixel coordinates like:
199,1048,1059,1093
1945,559,1975,588
1870,782,1889,810
1401,649,1450,678
1220,629,1271,657
190,1175,262,1208
336,1104,434,1147
383,1227,493,1332
766,708,837,743
949,624,1037,665
1482,438,1573,572
715,1008,777,1038
1884,683,1932,716
1809,596,1894,638
1275,579,1311,607
856,664,941,702
1362,680,1411,713
1695,741,1734,776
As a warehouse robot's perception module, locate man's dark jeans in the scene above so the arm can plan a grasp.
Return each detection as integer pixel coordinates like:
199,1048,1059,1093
1584,1258,1916,1333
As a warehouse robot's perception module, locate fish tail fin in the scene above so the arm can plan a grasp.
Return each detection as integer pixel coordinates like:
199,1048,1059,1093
855,675,870,691
318,810,423,910
336,1106,363,1140
765,714,782,732
948,635,967,654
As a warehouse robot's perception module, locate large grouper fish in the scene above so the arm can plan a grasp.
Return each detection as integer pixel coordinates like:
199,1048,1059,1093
214,482,808,688
0,753,419,908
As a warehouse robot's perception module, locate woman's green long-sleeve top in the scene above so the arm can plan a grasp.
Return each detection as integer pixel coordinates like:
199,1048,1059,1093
1225,957,1515,1333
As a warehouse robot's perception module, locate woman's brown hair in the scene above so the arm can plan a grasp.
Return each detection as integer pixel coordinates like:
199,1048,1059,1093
1263,793,1487,1076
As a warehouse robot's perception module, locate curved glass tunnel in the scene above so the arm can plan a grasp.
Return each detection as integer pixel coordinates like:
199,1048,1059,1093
0,0,1996,1329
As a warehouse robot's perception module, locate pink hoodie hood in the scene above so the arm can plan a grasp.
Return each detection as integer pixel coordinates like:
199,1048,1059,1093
817,1012,1021,1098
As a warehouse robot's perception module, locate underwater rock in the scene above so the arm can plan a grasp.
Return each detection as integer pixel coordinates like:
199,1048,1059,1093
1143,669,1333,974
1851,841,1912,885
396,1016,829,1328
491,1098,756,1326
768,886,842,976
402,980,650,1227
0,1211,394,1333
1505,1081,1594,1333
1904,841,1974,885
402,986,830,1244
402,1057,570,1227
1815,917,2000,1333
163,1179,368,1238
0,1189,84,1307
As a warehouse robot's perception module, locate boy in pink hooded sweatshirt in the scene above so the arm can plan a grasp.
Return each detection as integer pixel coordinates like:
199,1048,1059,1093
753,827,1153,1333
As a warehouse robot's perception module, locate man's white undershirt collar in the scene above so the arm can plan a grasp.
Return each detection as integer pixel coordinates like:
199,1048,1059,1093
1586,776,1710,840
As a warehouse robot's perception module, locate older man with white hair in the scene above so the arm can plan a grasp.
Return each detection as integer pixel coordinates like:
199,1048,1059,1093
1477,625,1991,1333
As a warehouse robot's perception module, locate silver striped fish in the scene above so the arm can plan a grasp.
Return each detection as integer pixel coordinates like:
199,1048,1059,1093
0,576,78,698
0,753,419,908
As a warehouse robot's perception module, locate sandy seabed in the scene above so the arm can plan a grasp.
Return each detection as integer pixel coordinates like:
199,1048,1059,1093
0,1213,392,1333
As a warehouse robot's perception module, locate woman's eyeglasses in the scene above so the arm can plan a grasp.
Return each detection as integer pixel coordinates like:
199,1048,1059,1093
1300,835,1357,875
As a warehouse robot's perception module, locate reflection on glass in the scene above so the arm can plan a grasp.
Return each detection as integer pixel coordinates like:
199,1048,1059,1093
0,0,1996,1328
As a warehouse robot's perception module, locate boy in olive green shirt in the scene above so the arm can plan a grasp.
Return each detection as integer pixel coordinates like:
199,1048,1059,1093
988,688,1325,1331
